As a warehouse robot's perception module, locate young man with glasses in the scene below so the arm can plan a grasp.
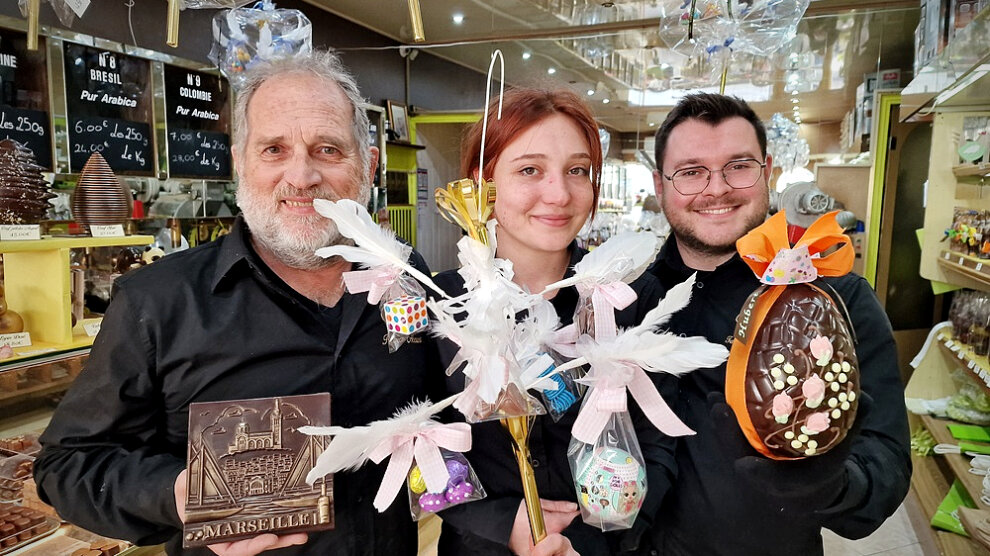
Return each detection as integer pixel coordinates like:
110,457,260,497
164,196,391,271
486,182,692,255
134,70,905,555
642,93,910,555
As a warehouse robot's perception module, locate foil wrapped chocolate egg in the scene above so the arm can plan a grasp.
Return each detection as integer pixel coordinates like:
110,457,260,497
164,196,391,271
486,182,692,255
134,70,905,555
727,282,859,460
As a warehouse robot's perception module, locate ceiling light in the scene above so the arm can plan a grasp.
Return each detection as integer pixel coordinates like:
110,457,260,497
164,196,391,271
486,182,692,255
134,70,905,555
791,90,799,95
791,98,799,104
587,89,595,96
602,98,610,104
452,13,464,24
649,122,656,127
547,67,556,75
522,51,531,60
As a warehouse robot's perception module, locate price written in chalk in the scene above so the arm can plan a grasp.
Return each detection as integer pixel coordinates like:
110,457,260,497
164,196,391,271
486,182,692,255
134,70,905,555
167,128,231,178
0,106,53,169
70,116,152,173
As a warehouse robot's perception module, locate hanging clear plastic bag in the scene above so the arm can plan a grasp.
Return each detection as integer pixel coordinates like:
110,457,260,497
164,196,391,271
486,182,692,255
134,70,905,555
407,449,486,520
520,351,583,422
209,0,313,89
568,409,647,531
182,0,254,8
380,274,429,353
19,0,76,27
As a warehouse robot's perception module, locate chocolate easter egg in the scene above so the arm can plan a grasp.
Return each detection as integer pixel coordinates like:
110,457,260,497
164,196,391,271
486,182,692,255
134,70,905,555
71,152,133,230
727,282,859,459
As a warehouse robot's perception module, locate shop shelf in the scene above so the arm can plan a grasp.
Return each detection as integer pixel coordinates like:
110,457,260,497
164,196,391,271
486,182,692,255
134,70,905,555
953,163,990,179
938,249,990,289
0,235,155,253
935,331,990,395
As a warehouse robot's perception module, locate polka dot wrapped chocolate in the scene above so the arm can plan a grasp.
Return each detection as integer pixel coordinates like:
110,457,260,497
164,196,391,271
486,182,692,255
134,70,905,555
383,294,428,336
727,211,859,460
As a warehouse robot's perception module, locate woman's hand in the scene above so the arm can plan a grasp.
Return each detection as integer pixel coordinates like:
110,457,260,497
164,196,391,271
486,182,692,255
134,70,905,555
532,534,580,556
508,499,580,555
174,469,309,556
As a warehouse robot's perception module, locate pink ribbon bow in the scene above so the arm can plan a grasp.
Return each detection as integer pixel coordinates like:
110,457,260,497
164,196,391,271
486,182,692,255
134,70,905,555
572,364,695,444
548,324,580,359
580,282,638,340
342,266,403,304
368,422,472,512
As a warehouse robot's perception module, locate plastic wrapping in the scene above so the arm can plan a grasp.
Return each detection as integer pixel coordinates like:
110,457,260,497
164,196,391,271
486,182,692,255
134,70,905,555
182,0,254,8
407,449,485,520
947,369,990,425
380,274,429,353
727,0,810,56
568,410,646,531
209,1,313,89
519,351,583,422
18,0,76,27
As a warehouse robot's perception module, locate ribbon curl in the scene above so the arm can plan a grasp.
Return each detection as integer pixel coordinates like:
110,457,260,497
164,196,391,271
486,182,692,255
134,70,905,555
736,210,854,285
342,266,402,304
578,281,638,339
572,363,694,445
368,422,472,512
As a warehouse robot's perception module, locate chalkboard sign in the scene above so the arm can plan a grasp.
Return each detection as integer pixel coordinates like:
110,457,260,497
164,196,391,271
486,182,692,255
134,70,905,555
163,65,231,179
69,116,151,173
0,106,52,168
168,128,231,177
63,42,154,175
0,29,53,169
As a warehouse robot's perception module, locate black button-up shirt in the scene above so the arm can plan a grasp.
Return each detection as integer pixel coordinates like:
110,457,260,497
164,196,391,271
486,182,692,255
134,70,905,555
35,217,438,555
432,244,678,555
646,236,911,556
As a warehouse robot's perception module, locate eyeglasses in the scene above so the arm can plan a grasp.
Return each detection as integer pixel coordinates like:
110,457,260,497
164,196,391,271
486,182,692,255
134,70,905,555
661,158,767,196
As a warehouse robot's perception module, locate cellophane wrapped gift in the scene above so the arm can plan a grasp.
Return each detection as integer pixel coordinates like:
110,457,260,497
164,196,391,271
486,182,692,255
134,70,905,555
407,449,485,520
209,0,312,88
567,409,646,531
380,274,429,353
520,350,582,423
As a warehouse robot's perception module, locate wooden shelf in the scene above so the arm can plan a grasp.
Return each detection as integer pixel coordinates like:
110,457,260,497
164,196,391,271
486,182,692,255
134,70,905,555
954,164,990,179
935,332,990,396
920,415,990,508
0,235,154,253
938,249,990,289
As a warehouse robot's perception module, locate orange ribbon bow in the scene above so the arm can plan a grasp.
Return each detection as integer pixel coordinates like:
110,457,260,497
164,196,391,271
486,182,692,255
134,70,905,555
736,210,854,284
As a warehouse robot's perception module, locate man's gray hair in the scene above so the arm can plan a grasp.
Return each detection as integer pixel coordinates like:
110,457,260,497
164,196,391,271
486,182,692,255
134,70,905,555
232,49,373,175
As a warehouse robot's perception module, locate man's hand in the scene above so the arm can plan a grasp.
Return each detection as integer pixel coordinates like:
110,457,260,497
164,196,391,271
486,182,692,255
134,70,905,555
508,499,580,556
174,470,308,555
708,391,872,514
532,533,580,556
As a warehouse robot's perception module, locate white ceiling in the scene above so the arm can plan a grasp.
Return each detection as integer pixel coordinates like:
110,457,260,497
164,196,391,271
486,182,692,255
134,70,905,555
304,0,919,133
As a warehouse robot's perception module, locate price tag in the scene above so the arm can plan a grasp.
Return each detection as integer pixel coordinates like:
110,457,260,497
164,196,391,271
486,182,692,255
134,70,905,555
949,343,960,351
83,321,102,337
0,332,32,348
960,351,966,359
90,225,125,238
960,257,965,265
0,225,41,241
969,360,977,369
945,252,951,260
946,340,955,348
978,263,984,272
63,0,91,18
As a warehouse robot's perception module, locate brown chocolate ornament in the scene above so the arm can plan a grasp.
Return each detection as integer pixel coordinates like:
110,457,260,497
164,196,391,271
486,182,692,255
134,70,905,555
71,152,133,231
0,139,54,224
726,211,859,460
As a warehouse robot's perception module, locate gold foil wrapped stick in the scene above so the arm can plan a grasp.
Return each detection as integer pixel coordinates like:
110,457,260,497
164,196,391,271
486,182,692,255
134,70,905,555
26,0,40,50
503,413,546,544
434,177,496,244
167,0,181,48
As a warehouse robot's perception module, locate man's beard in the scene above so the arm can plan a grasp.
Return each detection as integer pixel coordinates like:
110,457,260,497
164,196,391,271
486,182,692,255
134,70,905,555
236,182,369,269
664,193,769,257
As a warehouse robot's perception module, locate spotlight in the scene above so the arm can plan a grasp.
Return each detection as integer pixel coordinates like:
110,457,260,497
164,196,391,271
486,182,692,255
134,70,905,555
522,52,531,60
547,67,556,75
452,13,464,24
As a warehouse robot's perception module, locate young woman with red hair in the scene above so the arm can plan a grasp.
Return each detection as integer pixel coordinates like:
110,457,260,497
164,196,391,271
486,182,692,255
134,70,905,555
432,88,678,556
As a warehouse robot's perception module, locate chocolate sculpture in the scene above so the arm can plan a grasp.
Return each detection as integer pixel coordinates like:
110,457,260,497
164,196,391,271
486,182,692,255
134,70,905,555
71,152,133,231
0,139,54,225
727,211,859,460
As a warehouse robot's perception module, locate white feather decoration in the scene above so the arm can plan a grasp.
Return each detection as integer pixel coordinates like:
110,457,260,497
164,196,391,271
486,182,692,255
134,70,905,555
313,199,446,298
300,396,457,484
627,273,696,336
541,231,660,294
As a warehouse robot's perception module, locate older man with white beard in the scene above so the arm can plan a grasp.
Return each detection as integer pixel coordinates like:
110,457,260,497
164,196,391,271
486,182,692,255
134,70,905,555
34,50,437,556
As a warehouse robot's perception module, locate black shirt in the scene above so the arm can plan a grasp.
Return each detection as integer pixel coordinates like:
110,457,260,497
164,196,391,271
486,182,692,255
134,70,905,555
646,237,911,556
35,217,437,555
432,245,678,555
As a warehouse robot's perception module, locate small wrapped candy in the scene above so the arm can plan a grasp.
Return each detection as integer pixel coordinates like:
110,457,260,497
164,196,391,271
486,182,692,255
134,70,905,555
408,450,485,520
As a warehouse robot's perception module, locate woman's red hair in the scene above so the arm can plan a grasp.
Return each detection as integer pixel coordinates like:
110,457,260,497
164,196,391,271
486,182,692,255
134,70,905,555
460,87,603,214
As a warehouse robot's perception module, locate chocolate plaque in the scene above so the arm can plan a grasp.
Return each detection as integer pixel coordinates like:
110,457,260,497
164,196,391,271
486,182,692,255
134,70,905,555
183,393,333,547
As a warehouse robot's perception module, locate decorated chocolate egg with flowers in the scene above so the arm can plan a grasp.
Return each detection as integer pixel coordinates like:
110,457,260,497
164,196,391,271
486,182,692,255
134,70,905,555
726,211,860,460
